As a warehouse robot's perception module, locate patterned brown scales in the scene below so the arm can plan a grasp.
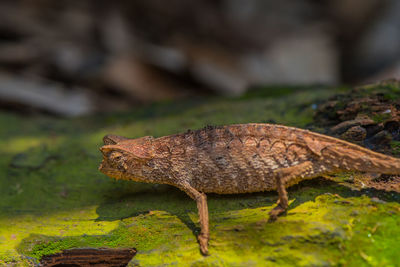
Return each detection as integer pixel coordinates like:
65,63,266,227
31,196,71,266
99,123,400,255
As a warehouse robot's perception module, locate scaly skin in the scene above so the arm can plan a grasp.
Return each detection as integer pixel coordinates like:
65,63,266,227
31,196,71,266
99,123,400,255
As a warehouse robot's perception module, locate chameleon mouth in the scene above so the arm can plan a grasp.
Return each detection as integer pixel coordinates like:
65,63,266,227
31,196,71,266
99,159,122,179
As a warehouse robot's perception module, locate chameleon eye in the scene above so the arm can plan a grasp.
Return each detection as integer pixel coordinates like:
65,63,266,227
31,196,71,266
109,151,123,161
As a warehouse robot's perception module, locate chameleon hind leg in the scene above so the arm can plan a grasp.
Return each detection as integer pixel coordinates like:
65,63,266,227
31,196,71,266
269,161,313,221
179,182,209,255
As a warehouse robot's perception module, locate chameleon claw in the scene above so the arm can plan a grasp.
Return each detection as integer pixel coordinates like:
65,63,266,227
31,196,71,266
198,234,209,255
268,205,286,222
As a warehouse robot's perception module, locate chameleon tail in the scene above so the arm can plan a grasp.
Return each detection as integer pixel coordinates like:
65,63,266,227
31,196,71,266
322,144,400,175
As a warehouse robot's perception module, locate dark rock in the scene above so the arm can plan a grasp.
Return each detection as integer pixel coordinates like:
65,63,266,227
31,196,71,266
367,130,392,146
340,125,367,142
331,118,374,135
314,80,400,155
384,121,400,140
364,123,384,138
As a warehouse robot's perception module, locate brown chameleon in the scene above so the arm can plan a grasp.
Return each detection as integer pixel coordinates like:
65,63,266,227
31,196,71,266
99,123,400,255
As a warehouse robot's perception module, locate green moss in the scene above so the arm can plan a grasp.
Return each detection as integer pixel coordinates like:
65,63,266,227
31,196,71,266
239,85,311,99
1,86,399,266
372,113,392,123
16,192,400,266
390,141,400,155
358,81,400,99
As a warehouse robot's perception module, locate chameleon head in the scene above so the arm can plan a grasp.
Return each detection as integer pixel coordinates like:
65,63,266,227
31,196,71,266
99,135,154,182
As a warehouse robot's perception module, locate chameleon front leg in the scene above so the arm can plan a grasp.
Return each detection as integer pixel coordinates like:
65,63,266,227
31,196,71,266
269,174,288,221
179,183,209,255
269,161,313,221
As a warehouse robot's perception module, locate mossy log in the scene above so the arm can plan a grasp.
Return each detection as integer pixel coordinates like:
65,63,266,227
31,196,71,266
0,85,399,266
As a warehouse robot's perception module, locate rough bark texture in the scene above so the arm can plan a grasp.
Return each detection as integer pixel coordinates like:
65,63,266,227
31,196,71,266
40,248,136,267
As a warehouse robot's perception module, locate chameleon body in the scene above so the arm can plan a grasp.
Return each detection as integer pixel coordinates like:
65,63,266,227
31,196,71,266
99,123,400,254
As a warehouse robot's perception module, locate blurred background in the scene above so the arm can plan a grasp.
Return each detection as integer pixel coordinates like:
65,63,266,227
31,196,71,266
0,0,400,117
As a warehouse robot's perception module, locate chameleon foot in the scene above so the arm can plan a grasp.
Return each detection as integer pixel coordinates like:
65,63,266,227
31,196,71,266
268,205,286,222
198,233,209,255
